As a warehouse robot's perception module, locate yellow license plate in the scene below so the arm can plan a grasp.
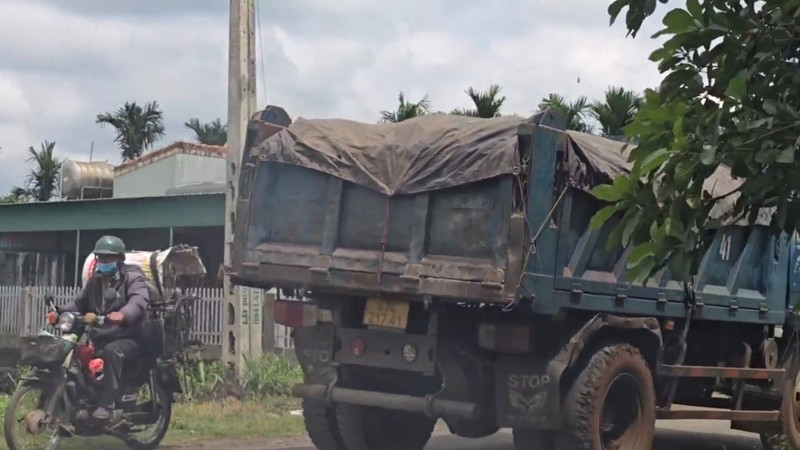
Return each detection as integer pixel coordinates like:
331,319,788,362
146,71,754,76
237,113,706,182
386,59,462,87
363,298,409,330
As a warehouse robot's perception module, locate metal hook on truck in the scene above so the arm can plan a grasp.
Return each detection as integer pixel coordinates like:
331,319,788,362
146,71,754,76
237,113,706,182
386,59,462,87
231,108,799,450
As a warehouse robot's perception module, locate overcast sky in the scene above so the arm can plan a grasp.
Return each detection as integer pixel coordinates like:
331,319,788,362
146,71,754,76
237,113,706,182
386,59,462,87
0,0,667,193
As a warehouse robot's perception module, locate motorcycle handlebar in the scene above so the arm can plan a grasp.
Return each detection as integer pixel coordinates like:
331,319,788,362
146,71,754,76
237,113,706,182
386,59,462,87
76,312,107,326
49,311,111,327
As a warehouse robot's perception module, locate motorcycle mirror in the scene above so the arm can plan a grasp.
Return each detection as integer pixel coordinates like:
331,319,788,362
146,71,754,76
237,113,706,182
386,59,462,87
103,288,118,303
44,293,55,308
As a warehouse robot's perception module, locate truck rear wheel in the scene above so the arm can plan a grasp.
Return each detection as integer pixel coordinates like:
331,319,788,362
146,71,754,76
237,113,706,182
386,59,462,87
335,404,436,450
302,399,345,450
560,343,656,450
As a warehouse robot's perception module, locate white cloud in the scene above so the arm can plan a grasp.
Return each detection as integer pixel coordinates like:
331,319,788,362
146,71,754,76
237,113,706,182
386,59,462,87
0,0,669,192
0,75,31,119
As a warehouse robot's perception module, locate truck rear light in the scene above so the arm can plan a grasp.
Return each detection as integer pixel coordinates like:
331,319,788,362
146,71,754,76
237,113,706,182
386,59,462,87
478,323,532,353
274,300,318,328
351,337,366,356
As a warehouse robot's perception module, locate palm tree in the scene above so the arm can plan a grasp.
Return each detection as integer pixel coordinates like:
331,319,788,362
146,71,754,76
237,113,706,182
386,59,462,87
379,92,431,123
185,118,227,145
96,101,166,161
21,141,62,202
1,187,31,203
538,93,592,133
451,84,506,118
590,86,642,138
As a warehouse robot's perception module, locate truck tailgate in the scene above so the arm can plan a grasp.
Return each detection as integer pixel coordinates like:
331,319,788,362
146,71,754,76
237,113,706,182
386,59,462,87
233,163,519,302
231,115,531,303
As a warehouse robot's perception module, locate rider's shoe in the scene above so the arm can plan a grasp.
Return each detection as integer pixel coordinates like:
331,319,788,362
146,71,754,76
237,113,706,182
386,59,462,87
57,422,75,437
92,407,111,421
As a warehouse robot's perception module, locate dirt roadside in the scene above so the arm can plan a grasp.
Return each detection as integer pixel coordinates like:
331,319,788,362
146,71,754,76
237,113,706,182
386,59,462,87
164,411,760,450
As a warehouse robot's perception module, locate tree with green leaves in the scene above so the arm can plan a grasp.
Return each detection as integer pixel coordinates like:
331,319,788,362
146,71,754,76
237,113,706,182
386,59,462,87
185,118,227,145
96,101,166,161
592,0,800,284
0,188,28,204
590,86,642,138
538,93,593,133
379,92,431,123
12,141,63,202
451,84,507,118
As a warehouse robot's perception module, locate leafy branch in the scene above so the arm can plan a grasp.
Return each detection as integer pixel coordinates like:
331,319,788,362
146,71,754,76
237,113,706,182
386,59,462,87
594,0,800,283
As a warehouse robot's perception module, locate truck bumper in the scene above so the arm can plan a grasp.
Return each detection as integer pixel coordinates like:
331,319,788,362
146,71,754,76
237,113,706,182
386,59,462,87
292,383,479,421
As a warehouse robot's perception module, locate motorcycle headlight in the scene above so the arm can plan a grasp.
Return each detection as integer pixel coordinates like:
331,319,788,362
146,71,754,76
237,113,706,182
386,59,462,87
57,313,76,333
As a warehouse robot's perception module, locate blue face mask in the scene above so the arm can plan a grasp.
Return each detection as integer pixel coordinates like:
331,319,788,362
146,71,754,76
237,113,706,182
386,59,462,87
96,262,118,276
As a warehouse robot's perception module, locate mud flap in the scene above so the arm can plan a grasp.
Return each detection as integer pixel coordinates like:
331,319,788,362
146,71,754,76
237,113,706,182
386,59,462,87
495,354,564,430
294,325,337,385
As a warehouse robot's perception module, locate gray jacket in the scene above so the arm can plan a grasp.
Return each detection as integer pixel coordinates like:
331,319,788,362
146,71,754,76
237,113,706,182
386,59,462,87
61,264,150,331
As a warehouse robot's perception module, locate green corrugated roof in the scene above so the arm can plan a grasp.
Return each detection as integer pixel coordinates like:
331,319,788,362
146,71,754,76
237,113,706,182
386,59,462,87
0,193,224,232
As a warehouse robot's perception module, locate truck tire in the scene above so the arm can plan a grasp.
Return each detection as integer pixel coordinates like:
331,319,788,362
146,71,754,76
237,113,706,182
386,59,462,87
779,362,800,449
302,399,346,450
335,404,435,450
512,429,556,450
560,343,656,450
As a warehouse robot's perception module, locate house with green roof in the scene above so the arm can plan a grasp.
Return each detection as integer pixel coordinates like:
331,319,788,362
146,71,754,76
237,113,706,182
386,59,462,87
0,141,226,288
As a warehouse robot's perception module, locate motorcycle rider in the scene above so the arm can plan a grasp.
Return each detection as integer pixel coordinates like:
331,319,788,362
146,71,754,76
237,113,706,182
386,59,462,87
51,235,150,421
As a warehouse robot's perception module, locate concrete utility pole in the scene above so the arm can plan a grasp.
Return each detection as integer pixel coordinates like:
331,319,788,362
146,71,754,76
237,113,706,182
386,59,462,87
222,0,260,375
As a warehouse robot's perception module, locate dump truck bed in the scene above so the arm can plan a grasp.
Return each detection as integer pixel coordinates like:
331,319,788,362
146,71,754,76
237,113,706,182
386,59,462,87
230,112,638,303
231,112,791,322
231,115,529,302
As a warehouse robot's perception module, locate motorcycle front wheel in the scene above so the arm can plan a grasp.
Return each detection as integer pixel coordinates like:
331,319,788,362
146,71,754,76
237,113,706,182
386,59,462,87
4,384,65,450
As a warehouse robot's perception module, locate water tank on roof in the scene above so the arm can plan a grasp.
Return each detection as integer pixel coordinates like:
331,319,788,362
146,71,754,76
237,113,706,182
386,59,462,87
60,160,114,200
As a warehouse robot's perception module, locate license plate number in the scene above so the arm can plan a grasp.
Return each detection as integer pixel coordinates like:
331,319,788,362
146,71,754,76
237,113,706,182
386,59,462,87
363,298,409,330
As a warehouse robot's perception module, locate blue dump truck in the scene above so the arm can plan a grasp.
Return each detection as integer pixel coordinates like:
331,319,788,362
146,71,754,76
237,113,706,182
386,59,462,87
231,108,800,450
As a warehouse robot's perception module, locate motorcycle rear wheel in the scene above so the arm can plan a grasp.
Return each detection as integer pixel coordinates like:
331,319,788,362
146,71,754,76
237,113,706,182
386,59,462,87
4,384,64,450
122,383,172,450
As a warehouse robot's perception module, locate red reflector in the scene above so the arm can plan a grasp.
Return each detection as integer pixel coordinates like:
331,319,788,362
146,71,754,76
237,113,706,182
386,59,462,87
351,337,366,357
478,324,531,353
274,300,317,328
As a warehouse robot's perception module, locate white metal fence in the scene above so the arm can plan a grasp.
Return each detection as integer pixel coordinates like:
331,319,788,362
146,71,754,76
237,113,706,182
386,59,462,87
0,285,294,352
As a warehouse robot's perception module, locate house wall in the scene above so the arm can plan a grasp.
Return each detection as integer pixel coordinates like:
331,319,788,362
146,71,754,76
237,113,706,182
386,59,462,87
114,154,225,198
113,157,176,198
174,154,226,187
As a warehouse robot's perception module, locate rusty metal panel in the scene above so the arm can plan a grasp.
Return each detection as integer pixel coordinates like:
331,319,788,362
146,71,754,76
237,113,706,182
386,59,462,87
0,251,66,286
0,232,61,251
549,188,789,323
234,159,517,302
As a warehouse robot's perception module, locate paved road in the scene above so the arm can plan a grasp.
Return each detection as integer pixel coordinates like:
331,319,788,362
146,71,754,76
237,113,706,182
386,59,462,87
178,421,767,450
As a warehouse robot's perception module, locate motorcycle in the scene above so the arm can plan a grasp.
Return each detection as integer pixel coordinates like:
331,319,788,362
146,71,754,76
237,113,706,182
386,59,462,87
3,288,191,450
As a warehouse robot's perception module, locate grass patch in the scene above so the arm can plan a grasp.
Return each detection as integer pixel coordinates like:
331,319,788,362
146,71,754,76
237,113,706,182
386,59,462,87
0,354,307,449
167,397,304,445
0,397,304,450
179,353,303,402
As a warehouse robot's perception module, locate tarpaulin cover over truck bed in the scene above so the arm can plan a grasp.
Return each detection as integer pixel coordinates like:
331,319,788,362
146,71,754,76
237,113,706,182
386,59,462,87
255,114,640,195
252,113,767,225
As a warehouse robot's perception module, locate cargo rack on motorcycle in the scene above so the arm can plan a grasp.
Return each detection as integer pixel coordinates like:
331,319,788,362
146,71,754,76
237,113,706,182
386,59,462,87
19,333,76,367
137,244,208,359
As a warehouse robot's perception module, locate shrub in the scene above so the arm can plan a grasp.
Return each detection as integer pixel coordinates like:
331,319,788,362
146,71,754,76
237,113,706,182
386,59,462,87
178,353,302,403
